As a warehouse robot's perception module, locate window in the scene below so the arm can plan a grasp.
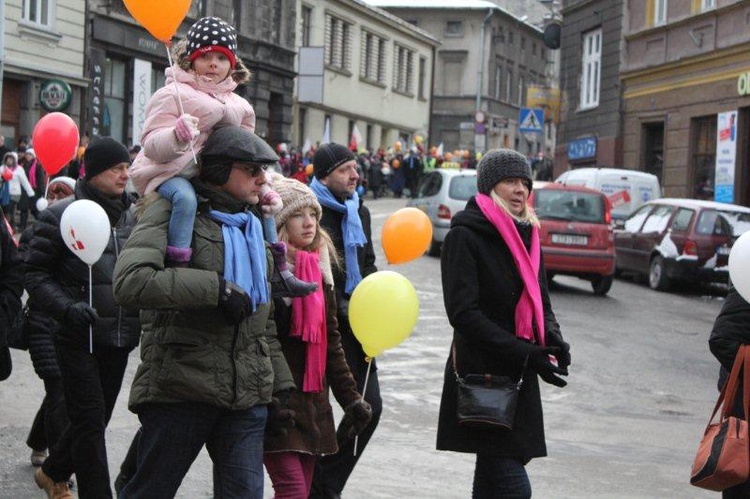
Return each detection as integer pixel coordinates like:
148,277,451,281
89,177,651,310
494,66,502,99
393,44,414,94
624,205,653,233
654,0,667,25
445,21,463,37
641,205,674,233
418,56,427,99
301,5,312,47
580,29,601,109
187,0,206,19
360,31,385,83
671,209,695,233
505,70,513,103
103,58,126,142
22,0,52,27
325,14,351,71
691,115,717,200
702,0,716,10
521,37,526,51
517,75,524,106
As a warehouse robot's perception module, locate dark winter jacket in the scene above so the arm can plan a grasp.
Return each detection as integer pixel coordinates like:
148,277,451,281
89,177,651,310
19,227,61,379
0,207,23,379
265,283,361,455
113,185,294,412
709,286,750,391
22,181,140,350
436,197,562,462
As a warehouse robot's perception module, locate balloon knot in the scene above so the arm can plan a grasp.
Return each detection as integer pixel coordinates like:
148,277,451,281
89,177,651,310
365,356,373,363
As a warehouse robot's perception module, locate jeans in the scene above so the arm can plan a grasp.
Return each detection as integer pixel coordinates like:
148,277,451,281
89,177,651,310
264,451,316,498
157,176,197,249
26,378,68,453
310,330,382,498
119,402,267,499
43,341,130,499
473,455,531,499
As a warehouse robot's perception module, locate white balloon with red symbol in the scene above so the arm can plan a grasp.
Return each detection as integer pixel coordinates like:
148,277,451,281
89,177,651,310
60,200,110,265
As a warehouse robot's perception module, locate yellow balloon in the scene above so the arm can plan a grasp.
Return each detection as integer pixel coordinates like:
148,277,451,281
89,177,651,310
124,0,192,43
349,271,419,357
382,207,432,264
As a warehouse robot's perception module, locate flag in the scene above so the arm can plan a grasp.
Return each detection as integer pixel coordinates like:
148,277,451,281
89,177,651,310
321,117,330,145
349,124,363,151
302,138,312,155
436,142,444,157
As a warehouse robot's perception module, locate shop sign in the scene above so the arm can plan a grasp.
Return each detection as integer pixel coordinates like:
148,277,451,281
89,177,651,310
567,136,597,161
739,71,750,96
39,79,72,112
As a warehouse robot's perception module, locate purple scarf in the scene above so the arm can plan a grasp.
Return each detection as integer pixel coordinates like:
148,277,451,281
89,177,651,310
475,193,546,346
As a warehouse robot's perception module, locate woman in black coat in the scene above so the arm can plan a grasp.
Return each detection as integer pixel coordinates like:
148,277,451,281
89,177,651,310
708,286,750,498
437,149,571,498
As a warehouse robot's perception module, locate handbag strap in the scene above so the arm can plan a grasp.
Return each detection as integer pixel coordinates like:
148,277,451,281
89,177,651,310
451,341,528,385
707,345,749,427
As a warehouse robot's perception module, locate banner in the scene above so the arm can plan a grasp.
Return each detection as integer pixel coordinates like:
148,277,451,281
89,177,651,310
132,59,152,146
715,111,737,203
88,48,107,137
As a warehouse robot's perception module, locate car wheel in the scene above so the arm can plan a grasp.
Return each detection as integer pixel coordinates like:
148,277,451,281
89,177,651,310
591,275,613,296
427,239,441,257
649,256,670,291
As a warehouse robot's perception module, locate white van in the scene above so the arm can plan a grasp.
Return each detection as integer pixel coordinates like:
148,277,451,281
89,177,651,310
555,167,661,221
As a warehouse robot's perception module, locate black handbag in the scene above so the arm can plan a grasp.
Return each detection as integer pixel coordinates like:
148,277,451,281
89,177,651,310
6,304,29,351
453,342,526,430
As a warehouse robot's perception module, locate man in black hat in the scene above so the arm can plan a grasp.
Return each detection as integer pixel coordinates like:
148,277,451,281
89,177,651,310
308,143,380,499
112,126,294,498
24,136,141,498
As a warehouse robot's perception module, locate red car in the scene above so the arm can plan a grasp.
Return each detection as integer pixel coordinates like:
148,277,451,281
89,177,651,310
529,183,616,295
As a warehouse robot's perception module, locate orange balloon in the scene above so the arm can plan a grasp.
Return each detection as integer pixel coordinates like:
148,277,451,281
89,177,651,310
381,208,433,264
391,159,401,169
305,164,314,175
124,0,192,43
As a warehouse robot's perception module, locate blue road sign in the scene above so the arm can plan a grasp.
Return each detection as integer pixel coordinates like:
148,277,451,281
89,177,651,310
518,107,544,133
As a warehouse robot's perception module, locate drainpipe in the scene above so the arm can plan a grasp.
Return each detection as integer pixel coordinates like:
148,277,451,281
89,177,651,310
0,0,5,120
475,8,493,114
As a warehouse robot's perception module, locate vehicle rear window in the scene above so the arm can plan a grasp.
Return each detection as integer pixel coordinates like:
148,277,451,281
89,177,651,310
533,190,606,223
641,205,674,233
449,176,478,201
416,172,442,198
670,208,694,232
696,210,750,236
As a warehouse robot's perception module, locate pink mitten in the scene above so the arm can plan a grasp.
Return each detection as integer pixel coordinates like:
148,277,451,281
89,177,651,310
174,114,199,143
260,185,283,215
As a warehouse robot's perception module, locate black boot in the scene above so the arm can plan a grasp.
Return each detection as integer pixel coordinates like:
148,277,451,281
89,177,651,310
270,242,318,298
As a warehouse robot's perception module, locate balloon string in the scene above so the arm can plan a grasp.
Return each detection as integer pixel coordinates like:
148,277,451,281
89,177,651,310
165,44,197,165
88,264,93,354
353,358,373,457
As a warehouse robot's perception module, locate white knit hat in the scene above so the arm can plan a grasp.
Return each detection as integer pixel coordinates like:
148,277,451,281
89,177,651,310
272,177,322,229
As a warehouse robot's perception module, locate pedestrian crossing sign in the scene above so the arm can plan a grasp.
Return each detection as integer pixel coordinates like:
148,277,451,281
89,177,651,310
518,107,544,133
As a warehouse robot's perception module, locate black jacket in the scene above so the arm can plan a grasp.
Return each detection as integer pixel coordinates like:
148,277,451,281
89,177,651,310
23,182,140,350
436,197,562,461
709,287,750,391
0,207,23,379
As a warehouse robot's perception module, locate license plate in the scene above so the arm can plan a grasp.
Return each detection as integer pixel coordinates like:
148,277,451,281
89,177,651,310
716,245,731,255
551,233,588,246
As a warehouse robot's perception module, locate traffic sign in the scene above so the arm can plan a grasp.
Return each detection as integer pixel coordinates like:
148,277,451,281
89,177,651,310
518,107,544,133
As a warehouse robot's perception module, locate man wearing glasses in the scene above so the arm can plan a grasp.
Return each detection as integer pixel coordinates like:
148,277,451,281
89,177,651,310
113,126,295,498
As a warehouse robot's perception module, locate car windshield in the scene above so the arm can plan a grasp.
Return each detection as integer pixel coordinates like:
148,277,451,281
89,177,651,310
449,175,478,201
534,190,606,223
695,209,750,237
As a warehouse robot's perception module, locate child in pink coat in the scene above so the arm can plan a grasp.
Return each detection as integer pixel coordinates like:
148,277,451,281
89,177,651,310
129,16,314,296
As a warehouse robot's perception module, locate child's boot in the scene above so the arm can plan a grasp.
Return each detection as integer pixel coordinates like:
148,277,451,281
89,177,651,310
270,242,318,298
166,246,192,268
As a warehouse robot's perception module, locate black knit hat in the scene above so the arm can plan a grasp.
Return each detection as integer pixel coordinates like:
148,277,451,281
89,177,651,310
83,136,130,179
313,143,355,179
476,149,533,194
186,17,238,68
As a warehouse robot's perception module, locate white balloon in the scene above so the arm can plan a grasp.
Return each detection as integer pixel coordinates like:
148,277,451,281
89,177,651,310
729,231,750,302
60,200,110,265
36,197,49,212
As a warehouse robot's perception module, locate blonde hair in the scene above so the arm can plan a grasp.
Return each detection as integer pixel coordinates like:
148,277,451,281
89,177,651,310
171,39,252,85
489,190,540,227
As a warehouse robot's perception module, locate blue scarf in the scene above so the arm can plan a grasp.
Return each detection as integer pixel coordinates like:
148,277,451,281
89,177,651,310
310,177,366,294
207,210,269,311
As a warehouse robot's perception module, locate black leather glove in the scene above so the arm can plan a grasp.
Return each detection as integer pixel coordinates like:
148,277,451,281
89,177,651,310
528,345,568,387
546,329,571,370
266,391,295,437
336,398,373,445
65,302,100,328
217,277,252,325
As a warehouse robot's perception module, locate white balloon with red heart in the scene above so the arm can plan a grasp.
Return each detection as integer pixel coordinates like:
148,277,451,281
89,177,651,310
60,200,110,265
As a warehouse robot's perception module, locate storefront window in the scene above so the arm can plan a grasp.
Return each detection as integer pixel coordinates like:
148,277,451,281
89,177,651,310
691,115,717,200
103,58,126,142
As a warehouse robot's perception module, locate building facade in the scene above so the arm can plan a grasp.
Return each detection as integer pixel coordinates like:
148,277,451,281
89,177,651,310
294,0,437,151
556,0,625,176
368,0,552,156
621,0,750,203
0,0,86,147
86,0,296,148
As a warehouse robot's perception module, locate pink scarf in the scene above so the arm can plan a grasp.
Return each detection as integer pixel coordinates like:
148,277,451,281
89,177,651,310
475,194,546,346
290,250,328,392
29,160,39,189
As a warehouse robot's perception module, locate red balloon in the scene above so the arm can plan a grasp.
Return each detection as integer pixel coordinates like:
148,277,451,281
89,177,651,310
32,113,79,175
2,170,12,181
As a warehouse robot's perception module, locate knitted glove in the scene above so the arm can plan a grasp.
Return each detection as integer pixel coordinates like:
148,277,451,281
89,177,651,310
65,302,100,328
266,390,296,437
174,114,199,143
546,329,571,370
217,277,252,325
259,185,283,216
336,398,373,445
528,345,568,387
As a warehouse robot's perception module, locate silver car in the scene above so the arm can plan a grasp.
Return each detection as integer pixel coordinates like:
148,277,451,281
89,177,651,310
407,169,478,256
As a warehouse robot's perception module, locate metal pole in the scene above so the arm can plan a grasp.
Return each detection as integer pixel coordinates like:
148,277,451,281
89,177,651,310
0,0,6,120
475,8,493,114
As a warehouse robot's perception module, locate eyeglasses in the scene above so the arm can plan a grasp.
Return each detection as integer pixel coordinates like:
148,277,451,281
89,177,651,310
232,163,269,176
